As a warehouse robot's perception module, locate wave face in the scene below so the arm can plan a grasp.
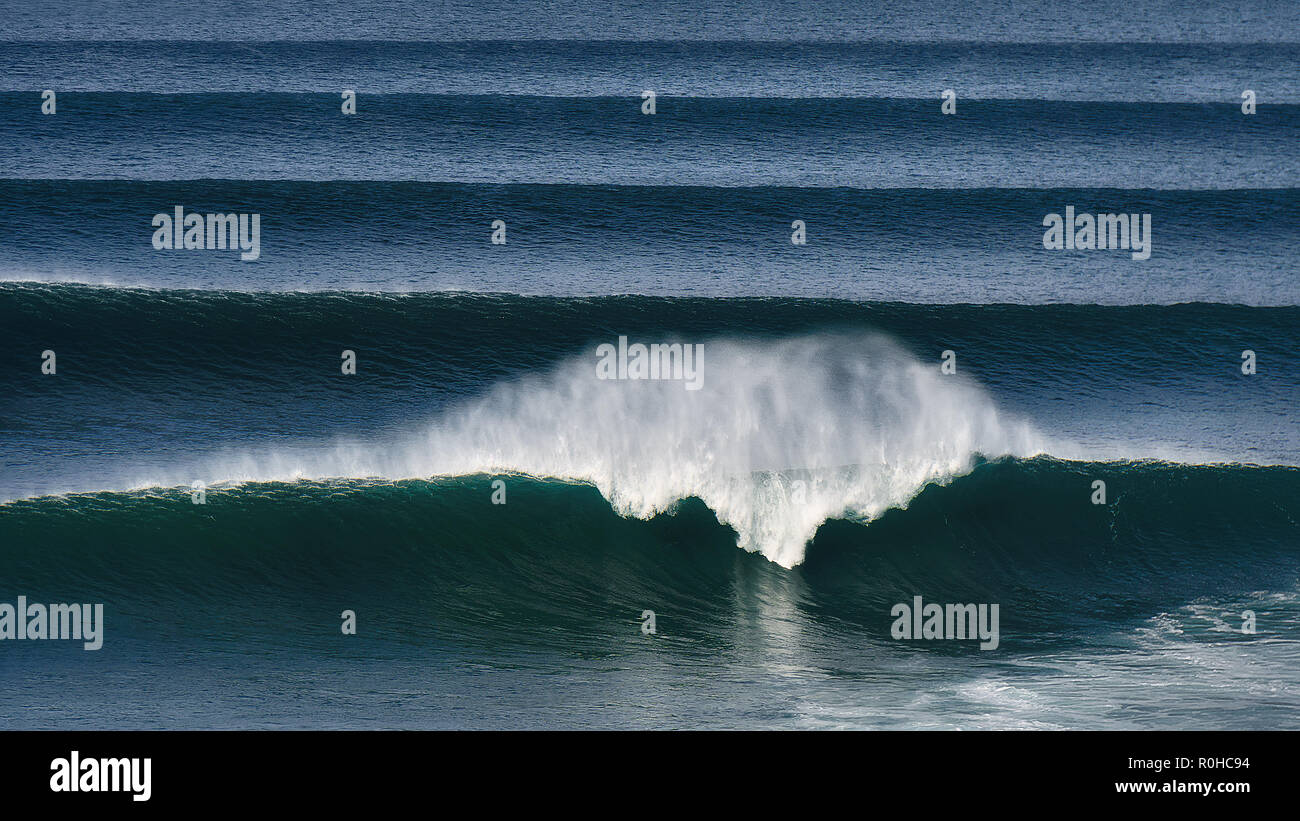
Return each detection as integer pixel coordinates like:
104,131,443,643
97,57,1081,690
2,460,1298,728
3,461,1298,612
5,459,1296,602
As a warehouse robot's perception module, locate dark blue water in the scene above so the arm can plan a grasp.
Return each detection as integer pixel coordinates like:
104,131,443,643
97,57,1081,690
0,0,1297,729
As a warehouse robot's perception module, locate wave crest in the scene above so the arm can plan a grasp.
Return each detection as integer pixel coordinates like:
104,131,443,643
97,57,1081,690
188,332,1050,566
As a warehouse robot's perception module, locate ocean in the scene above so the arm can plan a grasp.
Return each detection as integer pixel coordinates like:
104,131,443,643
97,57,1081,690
0,0,1297,730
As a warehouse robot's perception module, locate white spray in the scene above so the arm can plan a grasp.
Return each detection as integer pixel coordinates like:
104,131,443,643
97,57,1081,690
167,333,1048,567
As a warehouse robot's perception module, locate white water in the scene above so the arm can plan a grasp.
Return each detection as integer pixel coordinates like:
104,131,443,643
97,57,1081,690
164,333,1052,567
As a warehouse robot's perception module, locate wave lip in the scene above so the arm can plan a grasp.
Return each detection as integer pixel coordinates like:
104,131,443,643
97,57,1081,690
144,332,1048,567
